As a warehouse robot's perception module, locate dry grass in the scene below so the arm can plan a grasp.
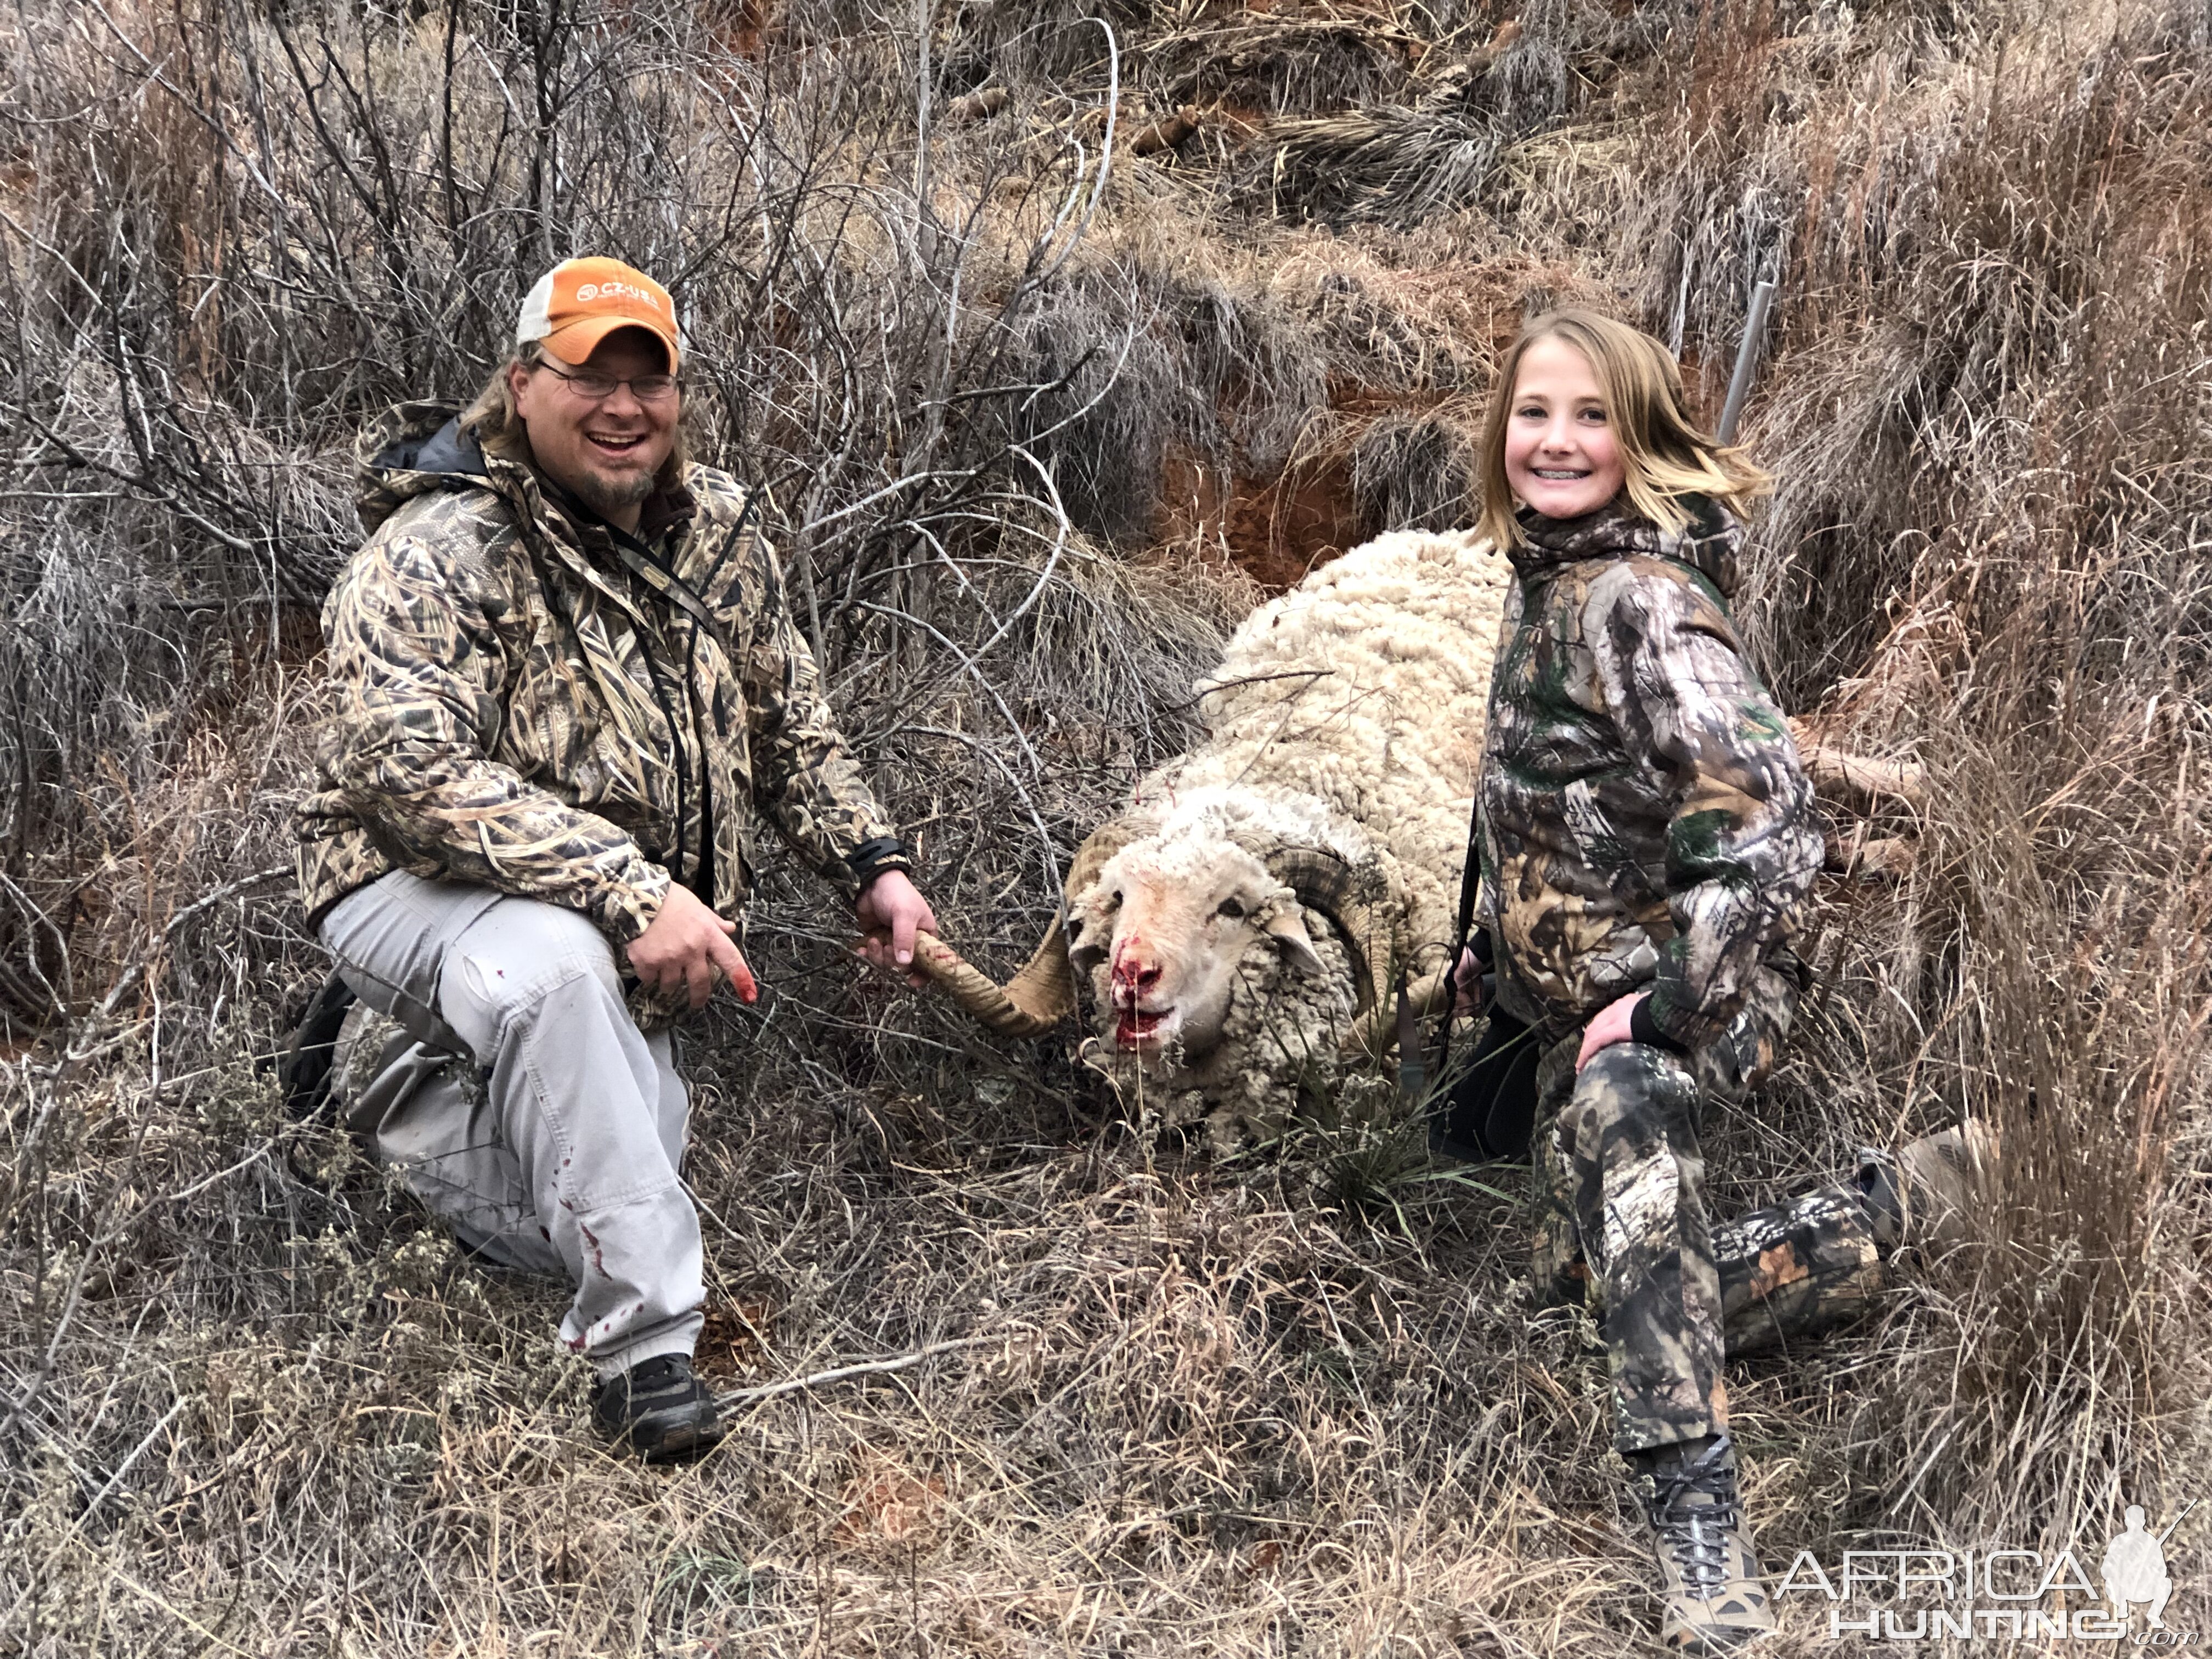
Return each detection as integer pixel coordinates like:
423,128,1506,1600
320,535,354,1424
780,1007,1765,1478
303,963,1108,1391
3,0,2209,1651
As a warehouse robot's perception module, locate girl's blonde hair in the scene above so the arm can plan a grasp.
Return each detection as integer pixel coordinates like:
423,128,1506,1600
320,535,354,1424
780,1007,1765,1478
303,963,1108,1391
1475,308,1772,548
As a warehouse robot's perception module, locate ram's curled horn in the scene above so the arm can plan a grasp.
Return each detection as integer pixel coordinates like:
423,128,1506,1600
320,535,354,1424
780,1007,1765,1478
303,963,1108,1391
1262,847,1389,1019
1344,966,1452,1057
910,817,1146,1037
911,926,1074,1037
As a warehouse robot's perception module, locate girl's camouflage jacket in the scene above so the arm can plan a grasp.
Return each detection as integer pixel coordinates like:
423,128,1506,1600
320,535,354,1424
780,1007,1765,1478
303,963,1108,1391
1474,498,1822,1051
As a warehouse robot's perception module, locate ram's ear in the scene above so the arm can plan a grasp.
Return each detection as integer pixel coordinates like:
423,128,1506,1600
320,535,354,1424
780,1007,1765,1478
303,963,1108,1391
1262,907,1327,975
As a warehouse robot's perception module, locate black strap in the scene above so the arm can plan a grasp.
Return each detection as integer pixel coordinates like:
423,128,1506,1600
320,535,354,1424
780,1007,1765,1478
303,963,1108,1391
1450,789,1483,981
599,510,754,658
535,472,763,661
1424,785,1487,1088
1429,566,1524,1088
549,484,761,900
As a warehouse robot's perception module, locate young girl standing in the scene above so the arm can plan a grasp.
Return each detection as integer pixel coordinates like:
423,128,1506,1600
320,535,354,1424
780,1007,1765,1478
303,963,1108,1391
1464,310,1986,1653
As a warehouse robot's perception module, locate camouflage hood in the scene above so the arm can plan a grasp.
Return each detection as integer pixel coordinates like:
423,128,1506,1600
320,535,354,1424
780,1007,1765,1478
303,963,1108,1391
354,401,503,534
352,400,694,561
297,402,907,1024
1508,495,1743,602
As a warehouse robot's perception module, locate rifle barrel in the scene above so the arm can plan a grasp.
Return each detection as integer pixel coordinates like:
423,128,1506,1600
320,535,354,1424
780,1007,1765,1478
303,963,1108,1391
2156,1497,2197,1546
1717,278,1778,445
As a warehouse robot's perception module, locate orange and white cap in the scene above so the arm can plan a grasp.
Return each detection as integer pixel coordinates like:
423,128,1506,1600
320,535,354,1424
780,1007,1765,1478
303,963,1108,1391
516,257,681,371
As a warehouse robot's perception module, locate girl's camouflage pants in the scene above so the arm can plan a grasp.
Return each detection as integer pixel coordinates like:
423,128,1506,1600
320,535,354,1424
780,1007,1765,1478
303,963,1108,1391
1526,969,1886,1455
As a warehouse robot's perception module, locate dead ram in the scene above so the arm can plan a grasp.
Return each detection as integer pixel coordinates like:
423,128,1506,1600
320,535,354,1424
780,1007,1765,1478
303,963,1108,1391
916,528,1515,1149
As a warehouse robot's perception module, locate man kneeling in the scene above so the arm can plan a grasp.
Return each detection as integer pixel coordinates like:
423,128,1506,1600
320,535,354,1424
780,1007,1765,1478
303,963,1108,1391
295,258,936,1461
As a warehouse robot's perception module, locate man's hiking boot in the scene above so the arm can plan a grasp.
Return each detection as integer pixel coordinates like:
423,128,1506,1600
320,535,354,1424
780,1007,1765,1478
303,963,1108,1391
1630,1434,1775,1654
592,1354,723,1463
1858,1121,1997,1255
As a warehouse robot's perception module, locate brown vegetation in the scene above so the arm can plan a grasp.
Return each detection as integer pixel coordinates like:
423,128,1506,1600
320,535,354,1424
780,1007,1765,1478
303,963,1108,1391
2,0,2208,1651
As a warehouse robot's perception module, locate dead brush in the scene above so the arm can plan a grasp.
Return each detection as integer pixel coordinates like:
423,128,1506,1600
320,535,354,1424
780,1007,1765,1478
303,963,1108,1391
3,0,2211,1650
1606,0,2212,1556
1235,0,1631,227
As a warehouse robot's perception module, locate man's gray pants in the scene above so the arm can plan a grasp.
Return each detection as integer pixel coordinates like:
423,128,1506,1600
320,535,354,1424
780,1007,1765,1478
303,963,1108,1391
320,870,702,1378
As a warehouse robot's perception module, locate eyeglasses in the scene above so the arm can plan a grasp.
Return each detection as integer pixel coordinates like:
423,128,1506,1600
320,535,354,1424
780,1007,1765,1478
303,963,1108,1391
534,360,681,403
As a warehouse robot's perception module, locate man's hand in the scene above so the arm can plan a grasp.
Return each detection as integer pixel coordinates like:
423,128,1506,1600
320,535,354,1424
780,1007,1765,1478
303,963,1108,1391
627,883,758,1009
1575,992,1643,1073
854,870,939,989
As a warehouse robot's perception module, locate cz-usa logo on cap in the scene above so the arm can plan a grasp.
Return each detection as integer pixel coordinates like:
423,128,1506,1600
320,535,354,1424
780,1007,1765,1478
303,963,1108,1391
575,279,662,312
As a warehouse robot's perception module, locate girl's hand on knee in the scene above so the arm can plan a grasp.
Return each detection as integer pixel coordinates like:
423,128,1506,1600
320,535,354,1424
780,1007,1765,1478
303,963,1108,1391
1576,994,1644,1072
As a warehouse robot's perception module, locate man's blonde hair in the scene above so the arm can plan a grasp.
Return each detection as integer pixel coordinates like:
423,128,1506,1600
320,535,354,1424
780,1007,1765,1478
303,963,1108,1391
458,342,541,443
1475,308,1772,549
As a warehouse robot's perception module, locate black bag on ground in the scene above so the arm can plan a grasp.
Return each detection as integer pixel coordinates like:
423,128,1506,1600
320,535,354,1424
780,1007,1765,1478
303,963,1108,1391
1429,1001,1541,1163
277,970,357,1125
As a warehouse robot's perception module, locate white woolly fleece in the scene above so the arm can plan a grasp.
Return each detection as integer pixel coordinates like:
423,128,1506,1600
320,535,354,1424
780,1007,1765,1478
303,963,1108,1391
1151,527,1513,962
1076,529,1515,1142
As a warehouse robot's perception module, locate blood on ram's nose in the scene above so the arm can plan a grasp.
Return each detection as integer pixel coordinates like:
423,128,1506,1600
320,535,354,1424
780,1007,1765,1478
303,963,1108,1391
1109,939,1170,1048
1110,944,1162,1007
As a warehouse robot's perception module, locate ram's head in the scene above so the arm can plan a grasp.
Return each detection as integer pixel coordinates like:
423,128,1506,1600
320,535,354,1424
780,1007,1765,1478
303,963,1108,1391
915,793,1391,1065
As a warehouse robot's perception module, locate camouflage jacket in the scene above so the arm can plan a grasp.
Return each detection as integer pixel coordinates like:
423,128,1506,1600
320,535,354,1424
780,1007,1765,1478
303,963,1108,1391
1474,498,1820,1050
296,403,908,950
